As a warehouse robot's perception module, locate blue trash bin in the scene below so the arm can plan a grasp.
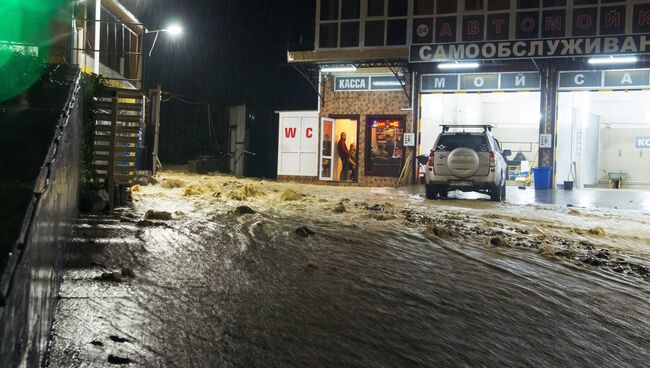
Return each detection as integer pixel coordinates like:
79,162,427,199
532,167,552,190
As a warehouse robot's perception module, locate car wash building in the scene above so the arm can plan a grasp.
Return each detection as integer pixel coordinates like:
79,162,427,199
410,0,650,189
280,0,416,186
282,0,650,189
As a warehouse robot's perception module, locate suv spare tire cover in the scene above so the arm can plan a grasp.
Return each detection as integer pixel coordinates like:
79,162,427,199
447,147,480,178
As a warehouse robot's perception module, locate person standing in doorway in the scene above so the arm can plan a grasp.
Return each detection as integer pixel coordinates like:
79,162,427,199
349,143,357,181
337,132,350,180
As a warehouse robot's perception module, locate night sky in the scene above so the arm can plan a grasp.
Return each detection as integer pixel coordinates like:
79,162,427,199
120,0,318,176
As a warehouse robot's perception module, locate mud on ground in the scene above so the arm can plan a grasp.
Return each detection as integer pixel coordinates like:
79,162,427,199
135,168,650,282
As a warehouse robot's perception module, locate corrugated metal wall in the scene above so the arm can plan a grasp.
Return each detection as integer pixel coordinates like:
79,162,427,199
0,70,82,367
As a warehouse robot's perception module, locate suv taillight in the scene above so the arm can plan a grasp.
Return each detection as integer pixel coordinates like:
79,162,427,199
489,151,496,172
427,149,435,165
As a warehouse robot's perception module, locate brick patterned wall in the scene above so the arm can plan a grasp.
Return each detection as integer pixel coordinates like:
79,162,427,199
320,75,415,187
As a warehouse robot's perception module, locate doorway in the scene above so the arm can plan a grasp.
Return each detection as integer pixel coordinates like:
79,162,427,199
556,90,650,189
319,117,359,182
419,92,541,184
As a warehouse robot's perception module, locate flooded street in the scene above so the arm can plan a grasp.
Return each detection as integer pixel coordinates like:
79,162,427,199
47,171,650,367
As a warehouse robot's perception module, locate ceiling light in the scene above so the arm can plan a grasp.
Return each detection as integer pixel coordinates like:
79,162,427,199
588,56,638,65
437,62,480,70
321,65,357,73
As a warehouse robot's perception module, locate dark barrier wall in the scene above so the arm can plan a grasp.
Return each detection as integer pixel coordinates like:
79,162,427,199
0,70,82,367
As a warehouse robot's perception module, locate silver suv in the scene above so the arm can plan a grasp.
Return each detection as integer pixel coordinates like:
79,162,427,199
424,125,511,202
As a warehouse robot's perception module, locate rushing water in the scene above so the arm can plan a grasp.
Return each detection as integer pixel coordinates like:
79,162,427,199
47,182,650,368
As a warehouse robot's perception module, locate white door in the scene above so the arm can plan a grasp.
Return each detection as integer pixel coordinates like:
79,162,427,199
319,118,335,181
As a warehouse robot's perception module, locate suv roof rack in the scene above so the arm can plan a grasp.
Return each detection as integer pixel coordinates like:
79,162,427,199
440,124,493,132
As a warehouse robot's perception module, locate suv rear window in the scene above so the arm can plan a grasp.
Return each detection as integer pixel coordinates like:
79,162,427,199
435,134,488,152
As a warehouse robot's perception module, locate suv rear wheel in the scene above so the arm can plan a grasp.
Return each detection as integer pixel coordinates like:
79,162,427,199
425,184,438,200
490,182,506,202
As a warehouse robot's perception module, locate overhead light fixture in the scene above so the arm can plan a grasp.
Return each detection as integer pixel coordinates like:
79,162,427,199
437,62,480,70
165,24,183,36
587,56,638,65
321,65,357,73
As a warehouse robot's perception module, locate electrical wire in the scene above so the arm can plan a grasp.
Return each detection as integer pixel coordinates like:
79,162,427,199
159,91,222,153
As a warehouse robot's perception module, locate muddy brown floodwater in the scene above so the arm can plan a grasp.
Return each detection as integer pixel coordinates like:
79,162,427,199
47,170,650,367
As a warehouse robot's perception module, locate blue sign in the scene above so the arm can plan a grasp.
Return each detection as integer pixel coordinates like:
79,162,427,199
636,137,650,148
334,75,403,92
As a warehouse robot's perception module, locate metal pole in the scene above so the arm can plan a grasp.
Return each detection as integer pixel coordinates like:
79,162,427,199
152,84,162,176
93,0,101,73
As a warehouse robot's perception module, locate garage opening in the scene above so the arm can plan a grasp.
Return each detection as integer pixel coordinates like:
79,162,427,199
420,92,541,185
556,90,650,189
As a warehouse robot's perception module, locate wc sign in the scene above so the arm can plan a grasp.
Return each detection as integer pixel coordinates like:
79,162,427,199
636,137,650,148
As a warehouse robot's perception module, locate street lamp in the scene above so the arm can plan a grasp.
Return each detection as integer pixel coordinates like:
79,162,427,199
146,24,183,57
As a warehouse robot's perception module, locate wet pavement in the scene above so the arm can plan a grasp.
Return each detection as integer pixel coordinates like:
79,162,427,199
408,185,650,212
47,173,650,367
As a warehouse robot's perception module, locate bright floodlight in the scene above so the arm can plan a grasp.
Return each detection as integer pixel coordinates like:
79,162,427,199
588,56,637,65
438,62,480,70
166,25,183,36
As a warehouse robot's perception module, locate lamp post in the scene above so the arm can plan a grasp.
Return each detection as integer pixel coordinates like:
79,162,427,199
145,24,183,57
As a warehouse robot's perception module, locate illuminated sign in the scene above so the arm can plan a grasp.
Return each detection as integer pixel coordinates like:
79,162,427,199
411,35,650,62
637,137,650,148
334,75,403,92
368,120,401,128
558,69,650,90
421,72,541,92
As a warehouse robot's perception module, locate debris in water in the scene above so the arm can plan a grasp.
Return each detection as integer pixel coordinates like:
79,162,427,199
95,271,122,282
90,340,103,347
555,248,578,259
539,246,557,256
136,220,155,227
160,178,186,189
145,210,172,221
366,204,385,212
295,226,316,237
279,189,302,201
107,355,133,365
182,183,223,197
121,267,135,278
372,213,396,221
130,185,141,192
334,203,346,213
234,206,256,215
489,236,509,247
305,262,318,271
589,227,606,236
428,224,456,238
228,184,266,200
95,267,135,283
595,249,611,259
109,335,129,343
569,209,582,216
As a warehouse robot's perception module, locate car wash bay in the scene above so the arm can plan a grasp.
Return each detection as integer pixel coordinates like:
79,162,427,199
556,69,650,189
417,67,650,190
418,71,542,186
